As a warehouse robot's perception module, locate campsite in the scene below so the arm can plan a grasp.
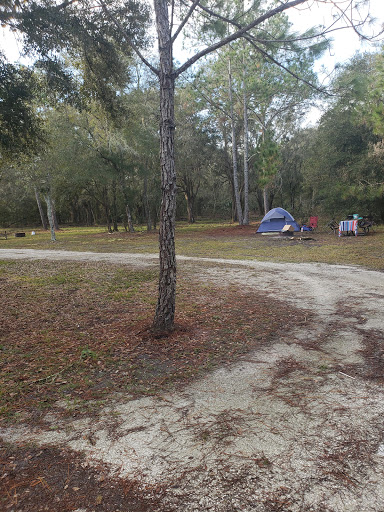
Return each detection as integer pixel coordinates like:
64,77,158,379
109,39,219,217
1,0,384,510
1,222,384,511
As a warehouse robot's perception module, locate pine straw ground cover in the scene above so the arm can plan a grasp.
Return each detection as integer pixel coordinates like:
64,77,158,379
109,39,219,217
0,259,304,510
0,258,301,418
1,444,174,512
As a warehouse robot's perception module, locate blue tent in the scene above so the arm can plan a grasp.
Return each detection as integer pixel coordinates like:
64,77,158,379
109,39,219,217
257,207,300,233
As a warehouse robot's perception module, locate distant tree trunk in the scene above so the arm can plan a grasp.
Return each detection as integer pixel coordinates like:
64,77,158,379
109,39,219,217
256,189,264,215
185,193,195,223
153,0,176,332
89,204,96,225
84,203,94,226
269,189,275,211
181,174,199,224
231,181,237,223
222,124,235,221
102,186,112,233
111,180,119,232
51,198,60,230
34,187,48,230
44,192,56,242
228,58,243,225
70,201,77,224
263,187,269,215
143,175,152,231
118,175,135,232
125,204,135,232
152,203,158,230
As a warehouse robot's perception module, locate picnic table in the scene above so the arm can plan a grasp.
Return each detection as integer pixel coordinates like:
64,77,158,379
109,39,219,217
338,219,358,237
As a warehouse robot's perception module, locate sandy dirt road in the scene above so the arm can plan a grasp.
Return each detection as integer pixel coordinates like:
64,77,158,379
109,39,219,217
1,249,384,511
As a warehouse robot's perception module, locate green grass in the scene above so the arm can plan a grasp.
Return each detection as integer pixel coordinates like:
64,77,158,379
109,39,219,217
0,221,383,269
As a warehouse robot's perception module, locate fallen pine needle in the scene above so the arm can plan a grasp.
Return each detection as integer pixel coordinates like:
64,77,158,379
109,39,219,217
338,371,356,380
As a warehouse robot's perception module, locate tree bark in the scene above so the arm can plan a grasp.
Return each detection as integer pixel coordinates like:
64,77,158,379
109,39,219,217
228,58,243,225
111,179,119,232
143,175,152,231
263,186,269,215
34,187,48,230
44,192,56,242
256,188,264,215
102,186,112,233
153,0,177,332
185,192,195,223
118,175,135,232
51,198,60,230
125,203,135,232
242,51,250,225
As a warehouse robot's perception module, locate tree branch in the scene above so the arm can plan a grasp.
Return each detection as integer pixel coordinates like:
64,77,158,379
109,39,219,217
172,0,201,43
174,0,311,77
57,0,78,9
98,0,159,76
246,39,329,94
315,0,379,41
194,0,332,50
180,0,328,94
191,83,229,117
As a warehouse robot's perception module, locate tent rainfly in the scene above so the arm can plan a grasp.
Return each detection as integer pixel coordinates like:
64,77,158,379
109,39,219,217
257,207,300,233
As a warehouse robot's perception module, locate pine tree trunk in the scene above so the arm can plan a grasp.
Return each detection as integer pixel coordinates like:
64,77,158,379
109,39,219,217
153,0,177,332
242,54,250,225
228,58,243,225
34,187,48,230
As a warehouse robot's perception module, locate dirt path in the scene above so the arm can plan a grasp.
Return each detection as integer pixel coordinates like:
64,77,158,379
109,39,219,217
1,249,384,511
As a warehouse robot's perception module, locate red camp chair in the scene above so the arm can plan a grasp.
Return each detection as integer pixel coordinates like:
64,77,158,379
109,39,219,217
308,216,318,230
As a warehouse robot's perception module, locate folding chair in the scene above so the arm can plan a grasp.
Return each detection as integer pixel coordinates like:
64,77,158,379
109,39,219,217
308,216,318,230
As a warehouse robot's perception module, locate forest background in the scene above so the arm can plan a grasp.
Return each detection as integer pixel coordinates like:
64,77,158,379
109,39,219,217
1,0,384,232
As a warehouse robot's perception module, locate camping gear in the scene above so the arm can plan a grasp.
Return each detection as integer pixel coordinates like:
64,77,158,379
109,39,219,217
338,220,358,237
327,220,339,234
257,207,300,233
358,216,374,234
301,216,318,232
308,216,318,230
281,224,295,234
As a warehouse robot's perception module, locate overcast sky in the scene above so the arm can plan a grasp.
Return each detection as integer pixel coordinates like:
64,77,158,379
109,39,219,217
286,0,383,124
288,0,383,73
1,0,383,65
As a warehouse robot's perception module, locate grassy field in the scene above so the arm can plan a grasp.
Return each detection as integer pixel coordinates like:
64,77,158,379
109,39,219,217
1,221,383,269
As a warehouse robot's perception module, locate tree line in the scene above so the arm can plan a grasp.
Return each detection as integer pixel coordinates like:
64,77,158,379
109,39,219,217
2,50,383,228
